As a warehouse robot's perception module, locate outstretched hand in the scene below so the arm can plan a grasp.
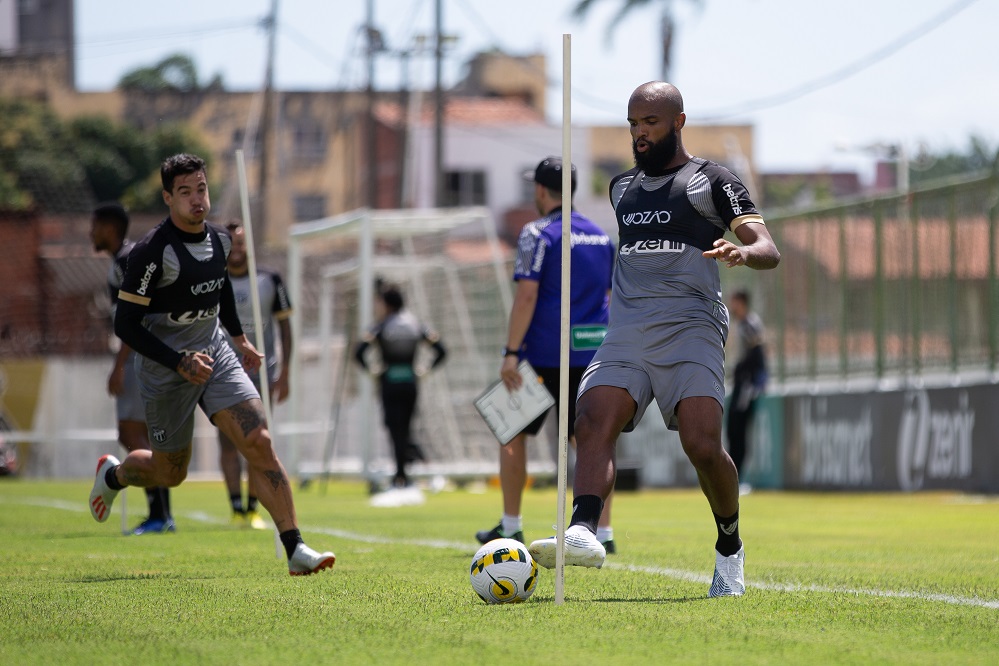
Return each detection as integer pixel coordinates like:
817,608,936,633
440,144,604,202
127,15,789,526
703,238,748,268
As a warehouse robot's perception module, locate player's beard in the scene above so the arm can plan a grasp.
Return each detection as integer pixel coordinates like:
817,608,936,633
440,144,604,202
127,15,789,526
633,127,678,176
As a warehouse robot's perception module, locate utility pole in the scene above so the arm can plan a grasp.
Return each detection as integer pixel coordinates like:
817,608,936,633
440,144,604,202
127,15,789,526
365,0,380,209
257,0,278,243
433,0,444,207
397,45,412,208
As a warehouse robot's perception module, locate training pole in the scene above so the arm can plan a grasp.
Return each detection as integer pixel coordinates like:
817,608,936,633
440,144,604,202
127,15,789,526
235,149,282,558
120,487,128,535
555,33,571,606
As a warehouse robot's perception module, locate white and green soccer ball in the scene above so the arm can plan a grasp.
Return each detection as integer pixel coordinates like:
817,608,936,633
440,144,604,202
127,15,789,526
469,538,539,604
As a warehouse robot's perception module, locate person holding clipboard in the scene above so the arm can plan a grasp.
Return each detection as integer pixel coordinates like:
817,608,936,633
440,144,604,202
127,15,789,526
474,157,617,552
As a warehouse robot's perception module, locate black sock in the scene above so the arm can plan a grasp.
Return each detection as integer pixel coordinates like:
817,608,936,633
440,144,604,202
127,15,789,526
230,493,244,515
246,495,258,512
569,495,604,535
105,465,125,490
161,487,171,517
279,529,303,559
146,488,165,520
714,510,742,556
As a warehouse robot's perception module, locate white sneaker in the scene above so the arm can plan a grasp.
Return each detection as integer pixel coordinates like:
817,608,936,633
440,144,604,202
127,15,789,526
739,482,753,496
709,546,746,597
288,542,336,576
528,525,606,570
89,455,120,523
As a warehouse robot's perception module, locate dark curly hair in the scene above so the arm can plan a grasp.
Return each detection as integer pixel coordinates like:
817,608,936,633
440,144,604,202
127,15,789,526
160,153,207,193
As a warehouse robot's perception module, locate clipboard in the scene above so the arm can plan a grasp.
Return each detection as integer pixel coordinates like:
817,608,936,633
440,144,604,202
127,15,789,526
473,361,555,445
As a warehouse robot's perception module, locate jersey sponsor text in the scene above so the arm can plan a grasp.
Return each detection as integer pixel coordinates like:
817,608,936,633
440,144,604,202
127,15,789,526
722,183,743,215
190,277,226,295
168,304,221,325
619,239,685,256
137,262,157,296
622,209,672,226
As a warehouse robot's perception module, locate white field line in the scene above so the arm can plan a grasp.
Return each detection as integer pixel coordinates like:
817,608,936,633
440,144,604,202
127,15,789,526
10,496,999,610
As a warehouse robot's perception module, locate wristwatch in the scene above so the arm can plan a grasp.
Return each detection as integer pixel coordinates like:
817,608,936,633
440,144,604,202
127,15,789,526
501,347,519,357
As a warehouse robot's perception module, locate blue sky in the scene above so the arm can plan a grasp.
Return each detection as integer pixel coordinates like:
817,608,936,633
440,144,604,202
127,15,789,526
75,0,999,179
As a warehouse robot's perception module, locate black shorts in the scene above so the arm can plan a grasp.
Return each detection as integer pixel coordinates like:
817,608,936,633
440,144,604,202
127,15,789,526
521,366,586,438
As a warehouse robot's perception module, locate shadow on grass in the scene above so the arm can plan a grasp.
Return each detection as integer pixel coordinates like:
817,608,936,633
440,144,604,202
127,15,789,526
591,595,709,604
529,594,709,605
70,572,210,583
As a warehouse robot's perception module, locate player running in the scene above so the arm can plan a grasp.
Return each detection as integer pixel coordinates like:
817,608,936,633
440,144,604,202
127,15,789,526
88,153,335,576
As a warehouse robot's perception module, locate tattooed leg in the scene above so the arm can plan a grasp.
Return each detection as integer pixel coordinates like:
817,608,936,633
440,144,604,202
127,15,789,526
116,445,192,488
214,400,298,531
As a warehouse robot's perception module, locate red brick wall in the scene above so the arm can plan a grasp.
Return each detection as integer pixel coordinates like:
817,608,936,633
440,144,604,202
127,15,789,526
0,211,44,356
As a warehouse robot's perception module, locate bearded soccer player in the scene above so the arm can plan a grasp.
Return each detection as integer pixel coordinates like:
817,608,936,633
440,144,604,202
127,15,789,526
89,153,335,576
529,82,780,597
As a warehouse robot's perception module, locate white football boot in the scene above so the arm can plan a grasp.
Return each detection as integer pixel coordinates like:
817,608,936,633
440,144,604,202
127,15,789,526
529,525,606,570
288,542,336,576
708,546,746,597
89,454,121,523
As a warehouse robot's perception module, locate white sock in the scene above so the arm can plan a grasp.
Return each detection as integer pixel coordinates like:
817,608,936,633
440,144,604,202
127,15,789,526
596,526,614,543
501,514,522,535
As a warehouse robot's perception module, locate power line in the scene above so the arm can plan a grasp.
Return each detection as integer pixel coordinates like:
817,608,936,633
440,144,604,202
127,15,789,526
698,0,981,121
455,0,982,123
77,18,260,50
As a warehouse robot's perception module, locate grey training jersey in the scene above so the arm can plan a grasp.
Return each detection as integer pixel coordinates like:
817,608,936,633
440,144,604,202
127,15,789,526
119,220,233,377
608,159,762,343
369,310,436,367
227,269,292,383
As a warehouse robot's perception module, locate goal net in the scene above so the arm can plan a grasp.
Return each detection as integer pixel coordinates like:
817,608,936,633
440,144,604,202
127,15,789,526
283,207,557,485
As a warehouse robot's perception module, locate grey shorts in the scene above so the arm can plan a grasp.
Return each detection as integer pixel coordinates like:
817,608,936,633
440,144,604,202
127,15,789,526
137,339,259,452
578,319,726,431
115,352,145,423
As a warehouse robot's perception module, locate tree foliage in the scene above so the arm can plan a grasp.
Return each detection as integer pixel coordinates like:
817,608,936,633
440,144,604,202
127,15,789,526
909,136,998,187
117,53,224,93
571,0,703,80
0,98,210,213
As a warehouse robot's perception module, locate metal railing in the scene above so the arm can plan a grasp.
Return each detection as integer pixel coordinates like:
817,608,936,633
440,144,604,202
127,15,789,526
730,165,999,388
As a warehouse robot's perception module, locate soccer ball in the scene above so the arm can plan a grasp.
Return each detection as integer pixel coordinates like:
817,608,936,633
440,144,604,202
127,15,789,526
469,538,538,604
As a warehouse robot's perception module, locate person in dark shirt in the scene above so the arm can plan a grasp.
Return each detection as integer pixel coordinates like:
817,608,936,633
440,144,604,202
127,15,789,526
354,284,446,488
90,201,174,535
726,289,768,495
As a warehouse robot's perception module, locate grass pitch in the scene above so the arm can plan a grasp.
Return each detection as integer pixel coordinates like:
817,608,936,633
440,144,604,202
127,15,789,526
0,479,996,665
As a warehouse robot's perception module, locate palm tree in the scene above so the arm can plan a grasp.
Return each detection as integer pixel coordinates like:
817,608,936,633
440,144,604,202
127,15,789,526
571,0,702,81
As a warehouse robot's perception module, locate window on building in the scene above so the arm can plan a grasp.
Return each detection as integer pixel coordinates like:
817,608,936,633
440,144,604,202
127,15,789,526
231,128,261,157
293,122,326,162
443,170,487,207
293,194,326,222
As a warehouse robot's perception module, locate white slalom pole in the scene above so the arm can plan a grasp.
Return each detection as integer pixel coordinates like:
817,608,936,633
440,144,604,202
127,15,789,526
120,488,128,535
554,33,572,606
234,149,281,558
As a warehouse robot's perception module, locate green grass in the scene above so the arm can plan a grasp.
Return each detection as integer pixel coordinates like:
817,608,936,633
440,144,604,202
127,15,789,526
0,479,997,665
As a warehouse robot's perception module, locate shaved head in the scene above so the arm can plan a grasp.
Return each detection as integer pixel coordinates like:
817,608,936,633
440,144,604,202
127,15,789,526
630,81,684,117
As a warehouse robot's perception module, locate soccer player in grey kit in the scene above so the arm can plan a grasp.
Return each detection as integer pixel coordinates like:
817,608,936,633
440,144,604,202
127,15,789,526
88,153,335,575
90,202,174,535
529,82,780,597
